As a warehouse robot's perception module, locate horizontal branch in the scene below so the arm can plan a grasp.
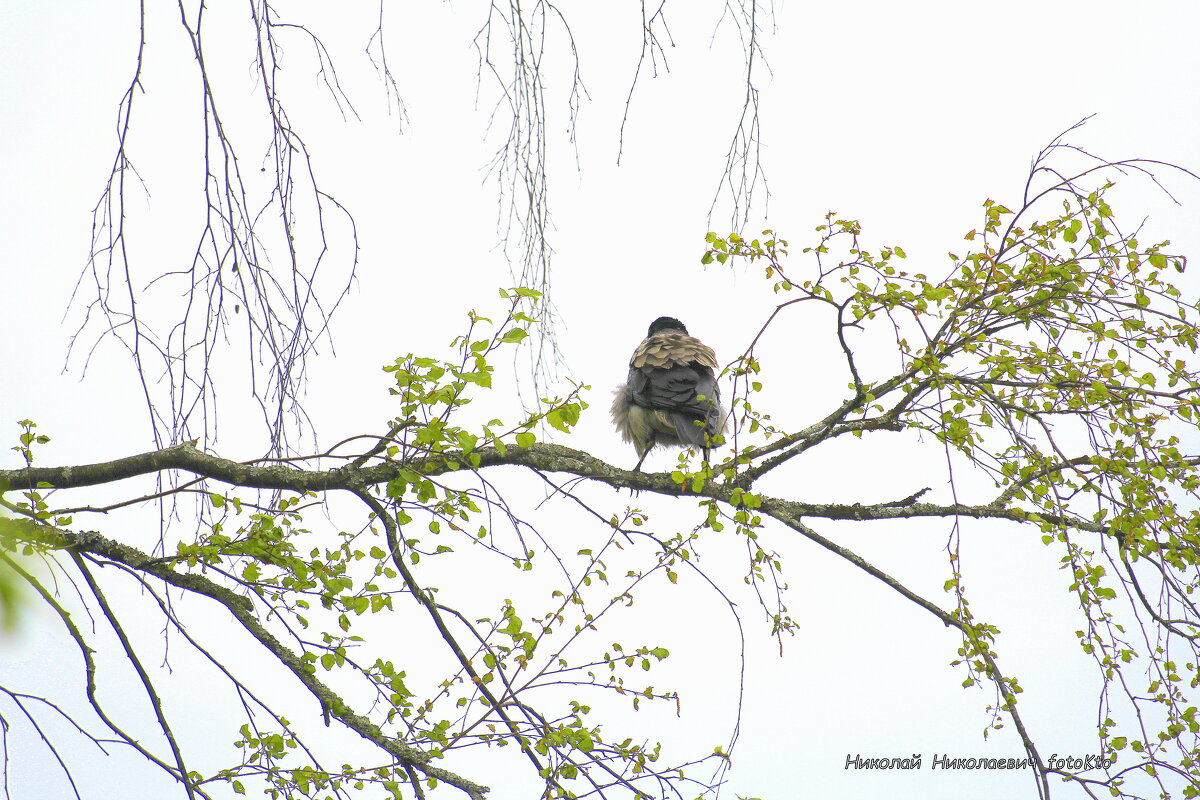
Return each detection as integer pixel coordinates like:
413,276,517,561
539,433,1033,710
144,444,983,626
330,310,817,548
0,442,1110,536
0,442,603,493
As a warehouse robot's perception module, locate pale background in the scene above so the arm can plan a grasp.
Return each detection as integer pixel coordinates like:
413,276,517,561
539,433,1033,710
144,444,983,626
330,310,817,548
3,2,1200,798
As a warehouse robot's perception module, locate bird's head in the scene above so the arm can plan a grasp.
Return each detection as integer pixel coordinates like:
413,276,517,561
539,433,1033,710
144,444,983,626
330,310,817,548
647,316,688,337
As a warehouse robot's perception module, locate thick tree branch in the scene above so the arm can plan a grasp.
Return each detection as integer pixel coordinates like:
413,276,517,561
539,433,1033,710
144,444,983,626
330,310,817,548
0,442,1117,537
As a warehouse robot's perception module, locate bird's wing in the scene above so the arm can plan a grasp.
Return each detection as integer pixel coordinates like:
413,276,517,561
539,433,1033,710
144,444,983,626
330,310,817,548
629,363,712,413
692,368,725,432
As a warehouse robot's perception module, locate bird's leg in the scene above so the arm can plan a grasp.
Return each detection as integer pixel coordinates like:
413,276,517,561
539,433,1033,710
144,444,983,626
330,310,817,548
632,435,654,473
627,451,650,496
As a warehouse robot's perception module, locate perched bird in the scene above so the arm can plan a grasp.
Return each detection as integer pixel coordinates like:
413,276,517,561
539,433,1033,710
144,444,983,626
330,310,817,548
611,317,726,471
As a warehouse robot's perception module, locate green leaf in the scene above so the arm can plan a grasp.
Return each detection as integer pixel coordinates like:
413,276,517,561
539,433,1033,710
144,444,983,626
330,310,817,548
546,404,581,433
501,328,529,344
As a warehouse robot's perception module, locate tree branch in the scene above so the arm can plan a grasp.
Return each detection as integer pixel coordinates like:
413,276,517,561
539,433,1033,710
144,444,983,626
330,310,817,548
8,522,491,799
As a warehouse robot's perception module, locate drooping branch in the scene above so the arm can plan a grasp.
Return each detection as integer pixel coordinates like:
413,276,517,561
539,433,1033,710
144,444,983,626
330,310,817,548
0,548,199,794
768,514,1051,798
70,553,201,800
72,3,358,455
8,520,491,799
352,489,565,797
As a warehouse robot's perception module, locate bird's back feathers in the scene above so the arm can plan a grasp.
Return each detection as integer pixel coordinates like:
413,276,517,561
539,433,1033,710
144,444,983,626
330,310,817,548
629,332,719,372
613,330,725,461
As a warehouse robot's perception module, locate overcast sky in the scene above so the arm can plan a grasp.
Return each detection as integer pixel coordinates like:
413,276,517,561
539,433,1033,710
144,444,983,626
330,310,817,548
4,2,1200,799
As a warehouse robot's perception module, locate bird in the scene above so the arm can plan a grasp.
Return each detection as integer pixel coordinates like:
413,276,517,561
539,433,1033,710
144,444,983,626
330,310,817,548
611,316,726,471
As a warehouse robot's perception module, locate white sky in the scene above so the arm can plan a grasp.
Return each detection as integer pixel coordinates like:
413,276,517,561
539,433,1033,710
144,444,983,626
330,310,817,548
3,2,1200,799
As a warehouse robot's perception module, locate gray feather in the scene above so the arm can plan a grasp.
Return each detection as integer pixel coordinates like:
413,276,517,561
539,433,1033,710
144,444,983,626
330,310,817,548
611,319,726,470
